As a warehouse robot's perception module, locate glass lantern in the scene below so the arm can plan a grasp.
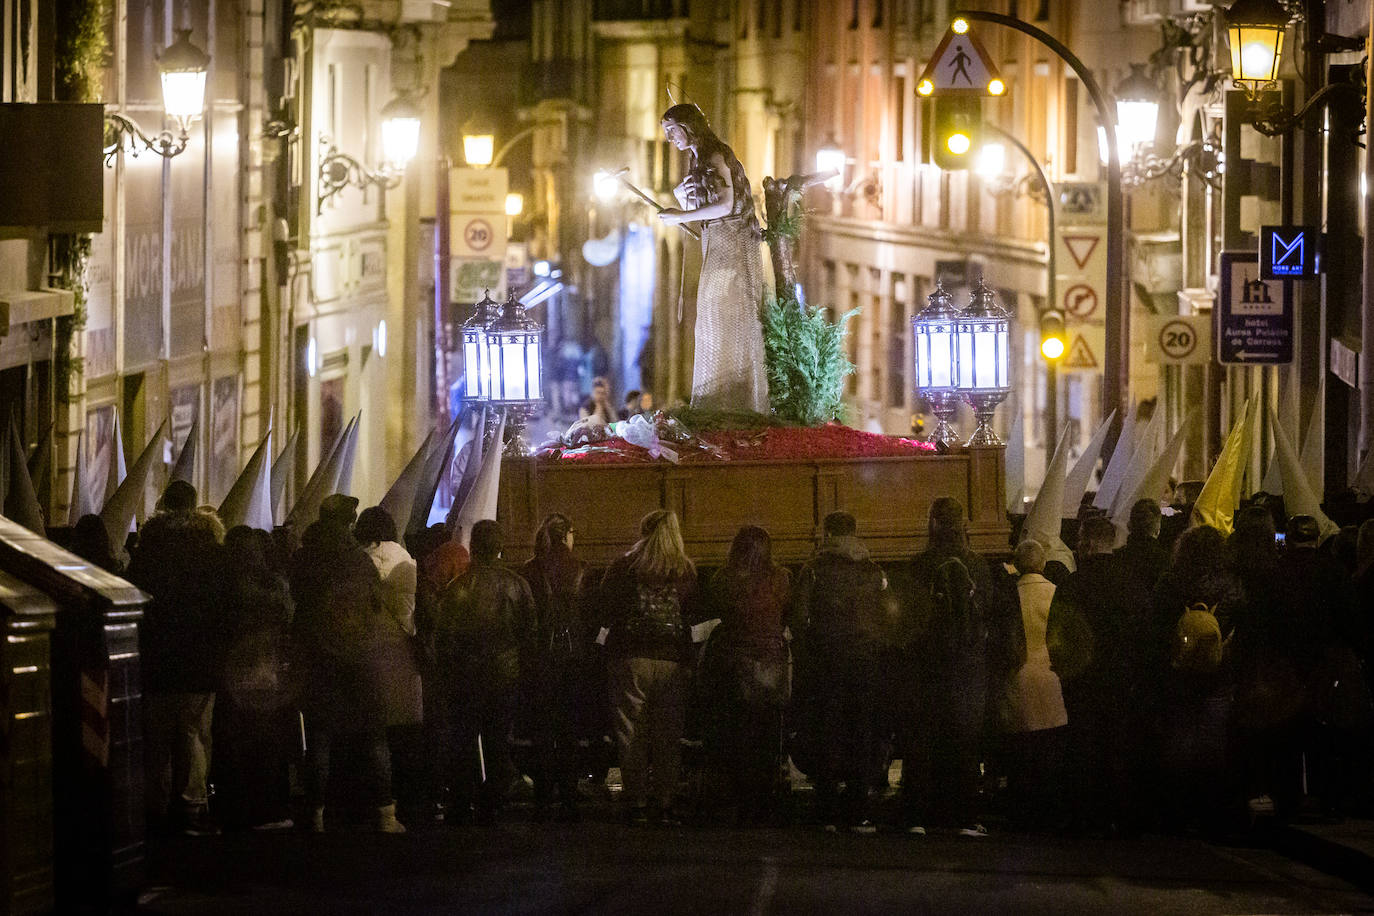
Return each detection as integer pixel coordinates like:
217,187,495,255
460,290,500,402
485,291,545,456
157,29,211,134
956,278,1012,447
911,280,963,448
1224,0,1288,93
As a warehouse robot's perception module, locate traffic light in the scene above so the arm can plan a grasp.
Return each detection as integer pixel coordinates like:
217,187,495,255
933,96,980,170
1039,310,1066,360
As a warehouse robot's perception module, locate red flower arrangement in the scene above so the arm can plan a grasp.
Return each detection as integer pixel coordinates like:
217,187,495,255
551,422,936,465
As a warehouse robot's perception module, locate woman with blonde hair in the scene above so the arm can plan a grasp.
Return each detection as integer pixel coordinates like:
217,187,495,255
598,509,699,825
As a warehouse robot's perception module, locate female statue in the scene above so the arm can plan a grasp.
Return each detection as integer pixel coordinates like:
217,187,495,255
658,103,769,413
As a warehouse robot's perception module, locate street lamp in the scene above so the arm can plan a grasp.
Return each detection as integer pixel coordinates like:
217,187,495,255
912,281,964,448
460,290,501,402
1224,0,1289,95
1114,65,1160,159
316,93,422,212
484,291,546,456
957,279,1013,447
103,29,210,162
816,135,845,191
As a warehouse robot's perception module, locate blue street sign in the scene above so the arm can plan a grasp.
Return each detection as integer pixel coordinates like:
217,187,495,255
1259,225,1320,279
1217,251,1293,365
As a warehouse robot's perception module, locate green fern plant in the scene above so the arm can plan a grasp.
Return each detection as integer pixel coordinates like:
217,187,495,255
762,295,859,426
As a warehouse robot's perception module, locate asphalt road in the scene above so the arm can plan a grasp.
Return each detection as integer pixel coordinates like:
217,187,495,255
140,820,1374,914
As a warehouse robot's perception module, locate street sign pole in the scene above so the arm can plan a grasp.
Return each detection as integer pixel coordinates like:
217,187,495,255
953,10,1126,454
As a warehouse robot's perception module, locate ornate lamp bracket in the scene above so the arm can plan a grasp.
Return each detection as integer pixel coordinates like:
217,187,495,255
317,135,404,214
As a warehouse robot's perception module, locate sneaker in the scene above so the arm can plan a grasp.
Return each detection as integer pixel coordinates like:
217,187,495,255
958,823,988,838
1248,795,1276,815
850,820,878,835
180,812,221,837
906,825,927,836
823,823,839,833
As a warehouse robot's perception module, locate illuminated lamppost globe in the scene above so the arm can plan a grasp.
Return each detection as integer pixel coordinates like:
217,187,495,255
1224,0,1288,92
912,280,964,447
956,278,1013,447
484,290,546,456
460,289,500,402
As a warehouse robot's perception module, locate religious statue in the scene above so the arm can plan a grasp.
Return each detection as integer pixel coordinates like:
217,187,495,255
657,103,769,414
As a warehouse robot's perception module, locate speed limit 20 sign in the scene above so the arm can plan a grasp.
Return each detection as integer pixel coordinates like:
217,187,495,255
1148,315,1211,366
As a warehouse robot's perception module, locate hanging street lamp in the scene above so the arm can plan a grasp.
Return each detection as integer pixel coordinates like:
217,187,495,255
104,28,210,162
956,278,1013,447
1224,0,1289,95
912,280,964,448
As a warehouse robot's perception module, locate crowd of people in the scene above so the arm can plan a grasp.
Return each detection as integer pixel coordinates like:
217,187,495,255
69,478,1374,838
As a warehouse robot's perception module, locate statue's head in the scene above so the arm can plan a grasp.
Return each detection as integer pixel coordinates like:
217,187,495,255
661,103,711,148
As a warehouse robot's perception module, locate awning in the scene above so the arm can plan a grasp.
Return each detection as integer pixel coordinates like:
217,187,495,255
0,287,76,335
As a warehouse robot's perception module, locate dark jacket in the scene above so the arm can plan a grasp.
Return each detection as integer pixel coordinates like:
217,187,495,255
289,518,387,728
599,555,698,663
709,564,794,661
908,542,993,689
222,564,292,696
520,555,589,661
793,535,890,657
436,560,537,687
1048,553,1125,689
129,510,228,694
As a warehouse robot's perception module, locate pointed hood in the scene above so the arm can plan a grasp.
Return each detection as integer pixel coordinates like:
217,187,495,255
331,412,362,496
1191,398,1255,536
1021,423,1076,572
27,422,53,513
449,407,488,518
1355,439,1374,499
1004,393,1025,513
1299,400,1324,499
409,411,466,537
1110,408,1164,516
1062,409,1116,519
1093,404,1139,510
67,429,96,526
1110,409,1197,546
285,417,352,529
452,409,507,549
5,415,46,534
1269,405,1340,543
218,429,275,531
170,408,200,484
378,427,436,531
103,409,127,510
270,426,300,525
100,419,168,547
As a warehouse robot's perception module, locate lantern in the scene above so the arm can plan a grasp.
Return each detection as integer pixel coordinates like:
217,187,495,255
1224,0,1288,92
815,135,845,191
1114,65,1160,160
484,291,545,455
956,278,1012,447
157,29,211,133
380,95,422,170
460,290,500,401
911,280,964,447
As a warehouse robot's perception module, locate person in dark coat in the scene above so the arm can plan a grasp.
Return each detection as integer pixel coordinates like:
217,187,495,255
901,497,993,837
212,526,294,830
517,513,591,821
289,494,404,833
435,519,537,825
792,511,891,833
598,509,700,825
70,513,126,574
1047,516,1126,833
129,480,228,836
706,525,796,825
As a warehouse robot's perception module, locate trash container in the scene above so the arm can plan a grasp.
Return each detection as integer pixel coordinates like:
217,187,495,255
0,571,57,916
0,517,148,912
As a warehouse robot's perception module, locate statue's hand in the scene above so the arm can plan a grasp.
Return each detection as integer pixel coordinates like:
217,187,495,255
659,207,687,225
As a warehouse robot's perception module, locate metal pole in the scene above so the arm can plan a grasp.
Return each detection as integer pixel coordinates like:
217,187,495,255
436,156,452,422
1361,4,1374,474
953,10,1126,454
985,123,1058,460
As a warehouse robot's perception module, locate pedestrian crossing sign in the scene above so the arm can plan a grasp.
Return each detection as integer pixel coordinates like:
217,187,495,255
917,26,1005,97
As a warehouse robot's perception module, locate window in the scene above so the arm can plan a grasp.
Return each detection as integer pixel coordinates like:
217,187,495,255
889,274,908,407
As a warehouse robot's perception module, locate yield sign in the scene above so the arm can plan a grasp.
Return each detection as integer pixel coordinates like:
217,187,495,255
1062,234,1100,271
917,27,1004,96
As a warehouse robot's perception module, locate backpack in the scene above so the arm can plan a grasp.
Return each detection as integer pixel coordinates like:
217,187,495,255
623,580,686,644
1172,603,1227,673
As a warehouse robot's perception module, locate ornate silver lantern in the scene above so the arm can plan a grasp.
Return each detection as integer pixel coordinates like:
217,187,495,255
956,278,1012,447
484,291,545,456
911,280,963,447
460,290,500,402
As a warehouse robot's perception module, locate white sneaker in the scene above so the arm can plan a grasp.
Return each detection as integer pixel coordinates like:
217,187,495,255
1248,795,1275,815
907,825,927,836
958,824,988,837
850,820,878,835
251,819,295,831
823,823,838,833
